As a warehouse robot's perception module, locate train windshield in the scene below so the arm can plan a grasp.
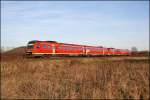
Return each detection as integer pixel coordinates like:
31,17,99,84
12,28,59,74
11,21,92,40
27,43,34,49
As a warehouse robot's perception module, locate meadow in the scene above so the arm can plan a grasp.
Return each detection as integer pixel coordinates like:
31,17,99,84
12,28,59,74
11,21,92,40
1,53,149,99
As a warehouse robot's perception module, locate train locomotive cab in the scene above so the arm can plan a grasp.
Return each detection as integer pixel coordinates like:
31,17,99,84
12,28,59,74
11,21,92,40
26,40,57,57
26,40,38,57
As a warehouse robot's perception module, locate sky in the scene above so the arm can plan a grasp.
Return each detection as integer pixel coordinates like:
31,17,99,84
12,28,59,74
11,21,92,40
1,1,149,51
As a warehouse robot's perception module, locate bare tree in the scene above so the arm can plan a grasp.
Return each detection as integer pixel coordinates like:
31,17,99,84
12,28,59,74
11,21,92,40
131,46,138,52
0,46,4,53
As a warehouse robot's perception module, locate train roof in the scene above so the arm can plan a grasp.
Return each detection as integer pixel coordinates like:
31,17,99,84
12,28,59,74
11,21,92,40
28,40,57,44
28,40,40,44
27,40,129,51
107,47,115,49
28,40,104,47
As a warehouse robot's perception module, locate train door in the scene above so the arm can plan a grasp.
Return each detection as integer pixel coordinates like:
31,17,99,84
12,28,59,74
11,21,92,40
82,46,86,54
99,47,103,55
85,47,90,55
52,44,56,55
103,48,109,55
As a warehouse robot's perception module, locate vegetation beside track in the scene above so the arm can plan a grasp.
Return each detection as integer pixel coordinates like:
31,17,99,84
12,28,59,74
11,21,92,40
1,52,149,99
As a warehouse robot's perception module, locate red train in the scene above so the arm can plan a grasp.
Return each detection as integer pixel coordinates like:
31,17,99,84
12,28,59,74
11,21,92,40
26,40,130,57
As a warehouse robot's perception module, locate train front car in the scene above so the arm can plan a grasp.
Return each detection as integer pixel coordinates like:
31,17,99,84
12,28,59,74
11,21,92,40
26,40,38,57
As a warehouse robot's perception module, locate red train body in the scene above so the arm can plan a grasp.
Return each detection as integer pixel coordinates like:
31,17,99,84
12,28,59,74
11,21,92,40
26,40,130,57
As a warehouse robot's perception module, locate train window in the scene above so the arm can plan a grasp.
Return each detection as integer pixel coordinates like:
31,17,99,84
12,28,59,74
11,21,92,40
52,46,55,49
59,46,62,49
63,46,68,50
69,47,72,50
72,47,75,50
27,44,34,49
64,47,67,50
43,45,47,48
67,47,70,50
36,45,40,49
60,46,63,49
48,45,51,49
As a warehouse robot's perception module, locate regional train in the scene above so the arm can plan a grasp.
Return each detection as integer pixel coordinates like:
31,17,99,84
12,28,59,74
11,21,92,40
26,40,130,57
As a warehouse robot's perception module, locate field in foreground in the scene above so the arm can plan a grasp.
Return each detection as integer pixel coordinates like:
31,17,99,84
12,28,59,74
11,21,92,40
1,54,149,99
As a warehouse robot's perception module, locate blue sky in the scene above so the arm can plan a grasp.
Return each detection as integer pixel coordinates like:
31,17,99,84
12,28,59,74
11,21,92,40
1,1,149,51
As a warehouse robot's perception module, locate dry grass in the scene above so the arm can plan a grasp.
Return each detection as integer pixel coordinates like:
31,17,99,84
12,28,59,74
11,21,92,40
1,54,149,99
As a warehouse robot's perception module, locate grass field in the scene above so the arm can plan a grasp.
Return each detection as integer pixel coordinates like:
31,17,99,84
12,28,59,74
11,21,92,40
1,53,149,99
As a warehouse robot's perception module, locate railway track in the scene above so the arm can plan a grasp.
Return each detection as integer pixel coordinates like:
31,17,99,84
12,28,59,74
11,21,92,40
2,53,149,62
25,55,149,62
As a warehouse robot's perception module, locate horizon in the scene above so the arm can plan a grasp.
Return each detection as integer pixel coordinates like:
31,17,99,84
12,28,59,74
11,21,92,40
1,1,149,51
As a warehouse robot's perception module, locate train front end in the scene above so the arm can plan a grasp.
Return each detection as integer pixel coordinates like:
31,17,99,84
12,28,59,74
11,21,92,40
26,40,37,57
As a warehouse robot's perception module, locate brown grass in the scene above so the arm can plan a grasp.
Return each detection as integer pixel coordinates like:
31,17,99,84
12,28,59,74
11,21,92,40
1,54,149,99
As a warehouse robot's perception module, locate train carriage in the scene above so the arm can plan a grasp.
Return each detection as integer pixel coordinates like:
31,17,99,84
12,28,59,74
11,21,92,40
56,43,84,56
